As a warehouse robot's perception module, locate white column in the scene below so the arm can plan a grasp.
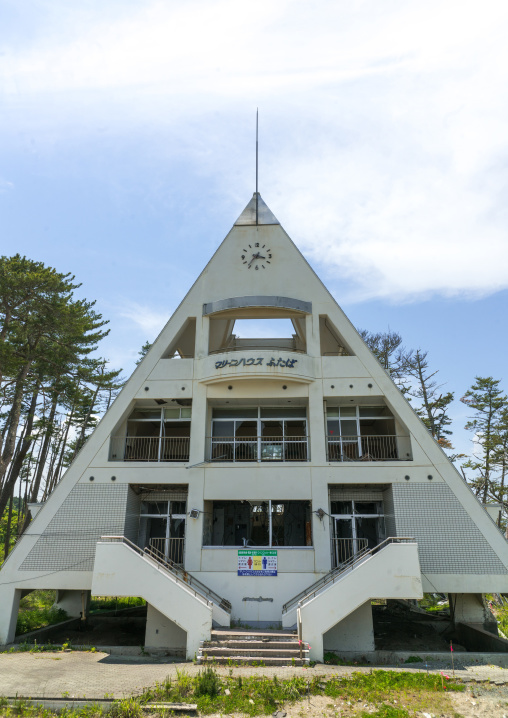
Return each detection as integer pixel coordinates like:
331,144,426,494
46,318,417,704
0,586,22,645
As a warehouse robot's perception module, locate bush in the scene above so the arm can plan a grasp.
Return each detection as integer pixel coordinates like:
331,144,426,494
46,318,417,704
194,667,220,698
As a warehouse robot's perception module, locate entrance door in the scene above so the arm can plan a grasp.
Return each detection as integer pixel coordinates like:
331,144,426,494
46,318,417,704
331,499,385,568
141,499,186,566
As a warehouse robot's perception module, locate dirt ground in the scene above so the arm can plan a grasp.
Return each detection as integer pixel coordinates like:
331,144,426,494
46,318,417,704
45,616,146,647
199,686,508,718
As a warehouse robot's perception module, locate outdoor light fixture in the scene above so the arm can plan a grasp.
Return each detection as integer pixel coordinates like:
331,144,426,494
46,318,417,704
314,508,326,521
189,508,200,519
144,386,149,391
404,475,410,481
427,474,433,480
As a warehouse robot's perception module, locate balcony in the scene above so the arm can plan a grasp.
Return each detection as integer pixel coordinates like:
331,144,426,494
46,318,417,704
206,436,309,462
110,436,190,462
326,435,410,462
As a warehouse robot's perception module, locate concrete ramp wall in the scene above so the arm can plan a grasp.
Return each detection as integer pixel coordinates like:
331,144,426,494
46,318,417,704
300,542,423,661
92,541,213,658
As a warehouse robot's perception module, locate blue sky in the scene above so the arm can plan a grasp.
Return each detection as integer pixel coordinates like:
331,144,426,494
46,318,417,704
2,0,508,460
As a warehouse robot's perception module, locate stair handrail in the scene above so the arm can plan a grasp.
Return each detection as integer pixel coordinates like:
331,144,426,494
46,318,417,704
145,543,232,612
282,537,416,614
99,535,232,613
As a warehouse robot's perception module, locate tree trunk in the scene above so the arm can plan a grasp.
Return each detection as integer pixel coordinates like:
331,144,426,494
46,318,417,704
0,382,39,519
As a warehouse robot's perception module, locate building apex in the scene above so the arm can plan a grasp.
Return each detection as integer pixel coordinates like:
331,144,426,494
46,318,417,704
234,193,280,226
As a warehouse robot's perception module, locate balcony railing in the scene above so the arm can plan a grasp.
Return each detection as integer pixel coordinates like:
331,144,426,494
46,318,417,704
331,537,369,569
207,436,309,462
148,537,185,566
326,435,409,462
110,436,190,462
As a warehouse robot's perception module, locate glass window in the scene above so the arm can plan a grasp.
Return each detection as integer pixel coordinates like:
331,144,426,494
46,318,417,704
164,408,181,419
354,501,381,515
212,420,234,437
141,501,168,515
129,409,162,420
359,407,392,417
330,500,353,514
260,408,307,418
208,500,311,547
212,408,258,418
340,407,356,417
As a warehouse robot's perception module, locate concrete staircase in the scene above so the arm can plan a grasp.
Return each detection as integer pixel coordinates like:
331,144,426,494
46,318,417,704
198,629,310,666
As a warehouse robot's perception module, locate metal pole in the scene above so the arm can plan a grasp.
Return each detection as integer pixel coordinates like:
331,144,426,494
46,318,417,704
256,109,259,225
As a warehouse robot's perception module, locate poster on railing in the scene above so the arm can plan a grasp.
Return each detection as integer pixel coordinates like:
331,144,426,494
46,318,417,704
238,550,277,576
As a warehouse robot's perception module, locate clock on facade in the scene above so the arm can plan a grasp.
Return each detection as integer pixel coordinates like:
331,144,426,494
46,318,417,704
240,243,273,270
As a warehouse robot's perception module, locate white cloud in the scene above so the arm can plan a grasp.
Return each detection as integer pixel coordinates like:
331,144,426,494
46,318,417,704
0,178,14,193
3,0,508,302
118,301,168,338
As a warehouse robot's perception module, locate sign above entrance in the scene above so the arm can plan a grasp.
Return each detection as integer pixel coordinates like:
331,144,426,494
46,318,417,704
238,550,277,576
215,357,298,370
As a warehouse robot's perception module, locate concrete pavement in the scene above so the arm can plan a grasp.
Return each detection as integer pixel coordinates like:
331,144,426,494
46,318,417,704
0,651,508,700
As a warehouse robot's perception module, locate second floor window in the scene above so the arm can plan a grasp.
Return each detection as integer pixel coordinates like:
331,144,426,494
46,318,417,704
110,405,191,462
326,406,399,461
209,407,308,462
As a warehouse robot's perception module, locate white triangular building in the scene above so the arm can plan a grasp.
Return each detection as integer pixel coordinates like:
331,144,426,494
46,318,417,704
1,193,507,660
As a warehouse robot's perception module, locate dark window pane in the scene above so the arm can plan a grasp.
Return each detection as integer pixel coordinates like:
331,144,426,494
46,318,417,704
331,501,353,515
212,409,258,418
354,501,380,515
212,421,234,437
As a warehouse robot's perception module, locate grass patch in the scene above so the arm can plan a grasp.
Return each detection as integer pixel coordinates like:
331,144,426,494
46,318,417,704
88,597,145,614
0,669,465,718
16,591,68,636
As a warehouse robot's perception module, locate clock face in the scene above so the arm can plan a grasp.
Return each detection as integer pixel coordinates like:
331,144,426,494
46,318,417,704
240,243,273,270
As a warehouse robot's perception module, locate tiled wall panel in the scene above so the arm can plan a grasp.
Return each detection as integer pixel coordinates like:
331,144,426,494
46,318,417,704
392,484,506,574
20,485,128,572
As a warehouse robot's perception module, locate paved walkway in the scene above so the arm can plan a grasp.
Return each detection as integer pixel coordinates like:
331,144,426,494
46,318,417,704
0,652,507,699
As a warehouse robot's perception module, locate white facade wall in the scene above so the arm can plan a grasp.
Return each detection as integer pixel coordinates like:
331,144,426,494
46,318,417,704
1,194,507,652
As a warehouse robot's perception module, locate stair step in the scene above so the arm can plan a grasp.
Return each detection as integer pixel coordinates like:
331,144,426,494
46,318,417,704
200,648,308,657
211,631,296,640
199,655,309,666
202,641,300,651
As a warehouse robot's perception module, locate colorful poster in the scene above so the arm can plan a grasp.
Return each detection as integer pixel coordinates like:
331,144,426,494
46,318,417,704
238,550,277,576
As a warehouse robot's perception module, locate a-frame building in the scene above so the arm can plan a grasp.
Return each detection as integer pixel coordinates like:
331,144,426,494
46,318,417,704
1,193,507,660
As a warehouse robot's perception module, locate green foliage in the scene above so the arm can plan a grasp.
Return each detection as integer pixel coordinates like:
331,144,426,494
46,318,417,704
15,590,68,635
194,667,220,698
108,698,142,718
0,670,465,718
404,655,423,663
461,376,508,504
88,596,145,613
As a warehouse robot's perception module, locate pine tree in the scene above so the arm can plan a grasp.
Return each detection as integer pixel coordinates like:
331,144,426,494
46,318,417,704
461,377,508,503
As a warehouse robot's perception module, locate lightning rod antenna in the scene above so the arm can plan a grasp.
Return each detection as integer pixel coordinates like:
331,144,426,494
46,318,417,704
256,108,259,226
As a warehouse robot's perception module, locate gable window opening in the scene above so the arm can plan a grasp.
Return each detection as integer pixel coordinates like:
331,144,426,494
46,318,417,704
204,500,312,547
110,405,191,462
330,499,385,568
208,406,308,462
326,406,410,462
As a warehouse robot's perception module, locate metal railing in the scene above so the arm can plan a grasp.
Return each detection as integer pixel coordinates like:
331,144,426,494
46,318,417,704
282,537,416,614
326,435,409,462
207,436,309,462
99,535,231,613
109,436,190,462
331,537,368,569
149,537,185,566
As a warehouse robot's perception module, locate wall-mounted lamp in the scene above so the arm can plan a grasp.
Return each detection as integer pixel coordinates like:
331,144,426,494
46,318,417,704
189,508,200,519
